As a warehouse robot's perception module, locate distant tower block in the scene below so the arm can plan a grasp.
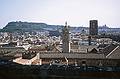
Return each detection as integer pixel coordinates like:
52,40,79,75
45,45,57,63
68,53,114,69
89,20,98,35
62,22,70,53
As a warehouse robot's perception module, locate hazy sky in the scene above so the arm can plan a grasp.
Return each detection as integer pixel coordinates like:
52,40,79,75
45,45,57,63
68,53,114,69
0,0,120,28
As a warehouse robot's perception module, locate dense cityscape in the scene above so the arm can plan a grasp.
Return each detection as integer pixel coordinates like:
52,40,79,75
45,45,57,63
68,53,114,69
1,0,120,78
0,20,120,79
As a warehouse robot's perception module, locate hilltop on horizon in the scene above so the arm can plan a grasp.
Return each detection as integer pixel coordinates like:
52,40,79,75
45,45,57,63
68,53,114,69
0,21,119,33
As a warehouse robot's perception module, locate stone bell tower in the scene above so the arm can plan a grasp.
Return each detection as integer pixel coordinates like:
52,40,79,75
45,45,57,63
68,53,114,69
62,22,70,53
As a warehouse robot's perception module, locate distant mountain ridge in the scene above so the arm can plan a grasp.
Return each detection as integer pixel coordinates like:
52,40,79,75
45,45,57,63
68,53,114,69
0,21,120,34
0,21,89,33
1,21,63,32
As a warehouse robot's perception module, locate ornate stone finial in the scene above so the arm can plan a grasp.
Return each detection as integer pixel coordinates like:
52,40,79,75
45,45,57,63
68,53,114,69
65,21,67,26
